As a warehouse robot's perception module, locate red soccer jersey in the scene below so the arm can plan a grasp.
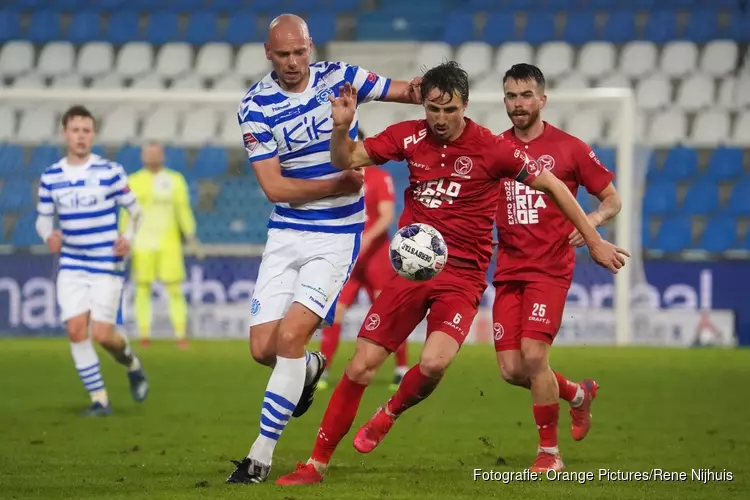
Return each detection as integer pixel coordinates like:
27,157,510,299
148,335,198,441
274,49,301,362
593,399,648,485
493,122,615,287
363,118,540,272
362,166,396,256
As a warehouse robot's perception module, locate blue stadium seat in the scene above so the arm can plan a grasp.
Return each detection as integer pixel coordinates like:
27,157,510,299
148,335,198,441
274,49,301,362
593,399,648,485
306,12,337,45
0,10,22,42
0,182,32,212
251,0,284,15
652,216,693,253
356,13,444,41
467,0,499,8
706,147,743,181
588,0,619,6
729,11,750,42
592,146,616,173
164,146,187,173
167,0,206,11
209,0,244,12
188,180,200,207
68,11,103,43
563,10,597,45
642,181,677,215
481,12,515,45
684,9,719,43
631,0,657,8
115,145,141,174
643,10,677,43
107,11,140,44
144,12,180,44
0,145,24,178
12,213,41,247
659,146,699,181
329,0,362,12
224,11,258,44
681,179,719,215
522,11,556,44
90,0,127,11
27,10,62,44
28,145,61,173
699,216,738,252
444,12,476,45
602,11,635,43
185,11,219,44
726,180,750,215
193,146,228,178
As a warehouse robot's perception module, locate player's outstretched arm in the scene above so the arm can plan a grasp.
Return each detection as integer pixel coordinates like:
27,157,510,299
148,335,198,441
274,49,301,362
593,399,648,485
569,183,622,247
381,78,422,104
329,82,377,170
529,169,629,273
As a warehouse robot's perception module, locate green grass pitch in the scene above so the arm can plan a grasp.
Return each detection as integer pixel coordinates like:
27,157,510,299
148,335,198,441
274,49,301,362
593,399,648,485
0,339,748,499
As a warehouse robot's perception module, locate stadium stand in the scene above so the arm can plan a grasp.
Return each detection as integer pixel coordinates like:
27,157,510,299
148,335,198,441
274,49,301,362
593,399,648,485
0,1,748,255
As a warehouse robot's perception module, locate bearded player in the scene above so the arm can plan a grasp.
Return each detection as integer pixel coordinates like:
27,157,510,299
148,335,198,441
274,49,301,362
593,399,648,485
275,61,629,485
318,129,409,391
494,64,623,472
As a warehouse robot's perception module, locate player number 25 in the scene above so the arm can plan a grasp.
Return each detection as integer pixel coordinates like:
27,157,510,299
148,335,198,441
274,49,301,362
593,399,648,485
532,303,546,317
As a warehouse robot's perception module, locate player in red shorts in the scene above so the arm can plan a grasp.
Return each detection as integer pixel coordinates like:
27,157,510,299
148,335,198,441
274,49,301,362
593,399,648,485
319,130,409,391
275,61,628,485
493,64,624,472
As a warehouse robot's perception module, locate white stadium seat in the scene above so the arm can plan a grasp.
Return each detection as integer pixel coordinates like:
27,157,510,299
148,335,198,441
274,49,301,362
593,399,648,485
36,42,75,78
170,73,204,90
0,106,16,141
596,73,630,88
647,109,687,147
717,77,736,109
99,107,138,145
538,107,565,128
494,42,534,73
675,74,714,111
218,110,240,147
620,41,657,78
734,75,750,108
577,42,616,79
142,107,179,143
77,42,113,78
455,42,493,80
155,43,193,78
212,73,247,91
16,107,57,145
731,111,750,147
0,41,34,78
553,73,589,90
91,73,124,89
179,108,218,145
11,73,44,89
700,41,738,77
328,41,411,77
415,42,453,71
690,110,730,147
636,73,671,110
235,43,272,80
51,74,84,89
194,42,233,78
535,42,573,79
660,41,698,78
480,109,512,134
473,72,502,92
358,103,402,136
116,42,154,77
565,109,604,145
131,73,166,90
605,111,647,145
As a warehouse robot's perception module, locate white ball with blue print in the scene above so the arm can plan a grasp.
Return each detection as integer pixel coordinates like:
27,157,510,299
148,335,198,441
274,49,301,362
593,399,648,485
389,223,448,282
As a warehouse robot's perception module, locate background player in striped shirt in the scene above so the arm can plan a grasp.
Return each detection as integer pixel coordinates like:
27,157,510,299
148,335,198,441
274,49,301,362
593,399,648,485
121,141,200,350
35,105,149,417
226,14,422,485
318,129,408,392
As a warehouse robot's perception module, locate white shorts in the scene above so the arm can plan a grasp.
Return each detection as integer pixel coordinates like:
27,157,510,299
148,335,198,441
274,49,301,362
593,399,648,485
250,229,361,329
56,269,124,324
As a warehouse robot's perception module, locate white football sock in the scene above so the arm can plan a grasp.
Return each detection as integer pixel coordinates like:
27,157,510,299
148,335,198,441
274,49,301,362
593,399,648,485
247,356,306,466
70,339,109,406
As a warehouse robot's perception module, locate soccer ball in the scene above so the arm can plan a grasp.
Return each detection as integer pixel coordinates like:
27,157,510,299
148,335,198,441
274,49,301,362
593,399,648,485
389,223,448,281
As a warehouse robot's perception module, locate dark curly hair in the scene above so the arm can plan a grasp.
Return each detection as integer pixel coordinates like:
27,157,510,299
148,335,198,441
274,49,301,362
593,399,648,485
503,63,546,92
420,61,469,105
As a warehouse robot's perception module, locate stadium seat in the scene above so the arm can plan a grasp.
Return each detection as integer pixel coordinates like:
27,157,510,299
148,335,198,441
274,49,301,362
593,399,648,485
115,145,142,173
690,110,731,147
481,12,515,46
68,11,103,44
494,42,533,74
212,73,246,91
36,42,75,78
235,44,272,81
577,42,616,79
643,10,678,44
706,147,743,180
11,213,41,247
11,74,44,91
306,12,337,45
218,114,241,147
444,12,475,46
681,179,719,215
563,10,597,45
51,74,84,89
685,9,720,44
416,43,453,71
659,146,699,181
620,42,657,78
565,110,604,145
522,11,556,45
224,11,259,45
554,73,588,90
0,107,15,142
535,42,573,80
28,145,60,171
0,181,33,212
728,10,750,42
131,73,167,90
193,146,229,178
163,146,187,173
185,11,219,45
142,108,179,144
0,145,24,178
155,43,193,78
0,10,22,43
660,42,698,77
171,73,204,90
91,73,124,89
735,74,750,108
27,11,62,44
596,73,630,89
636,74,671,111
602,11,636,43
16,108,57,145
180,109,219,145
194,42,233,78
649,110,688,147
642,181,677,215
145,13,180,45
115,42,154,77
107,11,140,44
731,111,750,147
699,216,738,252
675,74,714,111
700,41,738,77
455,42,492,80
726,180,750,215
99,107,138,145
652,216,693,253
0,41,34,79
77,42,114,77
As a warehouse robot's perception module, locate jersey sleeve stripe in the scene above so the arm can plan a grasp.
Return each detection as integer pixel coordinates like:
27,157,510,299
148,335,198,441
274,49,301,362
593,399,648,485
38,196,53,203
281,161,340,179
58,206,116,220
378,78,391,100
240,109,267,124
254,131,274,143
249,150,278,163
273,198,364,221
252,93,289,106
356,78,377,104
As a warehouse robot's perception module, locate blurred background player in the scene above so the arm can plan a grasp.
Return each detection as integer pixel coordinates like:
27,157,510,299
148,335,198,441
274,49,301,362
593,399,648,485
35,105,149,417
318,129,408,391
493,64,622,472
120,142,200,350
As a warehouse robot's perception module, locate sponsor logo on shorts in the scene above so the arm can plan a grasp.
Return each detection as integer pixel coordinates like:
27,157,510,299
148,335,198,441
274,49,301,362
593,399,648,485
365,313,380,331
528,315,551,325
493,322,504,341
302,284,329,303
442,320,465,336
251,298,260,316
308,296,325,309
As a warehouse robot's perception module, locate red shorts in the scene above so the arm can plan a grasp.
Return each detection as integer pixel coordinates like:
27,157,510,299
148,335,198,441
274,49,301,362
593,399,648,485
358,265,487,352
492,281,569,351
338,241,395,307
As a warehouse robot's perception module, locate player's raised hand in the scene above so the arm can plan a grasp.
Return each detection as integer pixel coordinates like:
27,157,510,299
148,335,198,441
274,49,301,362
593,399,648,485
408,76,423,104
330,82,357,128
588,238,630,274
337,168,364,195
113,235,130,257
46,230,62,253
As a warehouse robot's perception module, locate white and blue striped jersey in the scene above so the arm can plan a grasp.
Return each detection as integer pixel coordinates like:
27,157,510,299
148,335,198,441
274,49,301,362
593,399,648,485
238,61,391,234
36,154,137,276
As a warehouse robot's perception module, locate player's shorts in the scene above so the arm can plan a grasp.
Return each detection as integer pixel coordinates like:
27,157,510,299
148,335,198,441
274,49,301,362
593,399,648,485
338,241,394,307
131,249,186,284
250,228,360,328
357,264,487,352
56,269,124,324
492,280,569,351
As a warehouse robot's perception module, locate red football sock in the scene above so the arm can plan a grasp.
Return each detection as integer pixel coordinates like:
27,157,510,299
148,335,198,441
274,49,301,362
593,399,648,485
310,373,365,465
386,365,441,417
533,403,559,450
554,370,578,402
320,323,341,368
394,342,408,368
